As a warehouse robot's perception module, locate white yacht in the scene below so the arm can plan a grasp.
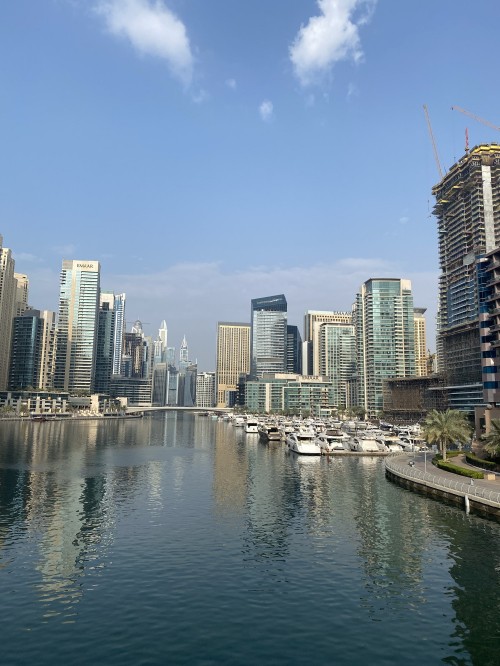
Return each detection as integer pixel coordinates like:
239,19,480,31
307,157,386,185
316,429,350,454
287,430,321,456
245,419,259,434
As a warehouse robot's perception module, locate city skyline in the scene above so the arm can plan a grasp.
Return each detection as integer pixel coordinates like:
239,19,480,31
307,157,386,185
2,2,499,367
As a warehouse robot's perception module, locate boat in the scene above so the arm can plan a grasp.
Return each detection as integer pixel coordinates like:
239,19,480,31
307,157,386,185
245,419,259,434
350,435,381,453
316,429,350,454
286,430,321,456
233,416,245,428
259,424,282,442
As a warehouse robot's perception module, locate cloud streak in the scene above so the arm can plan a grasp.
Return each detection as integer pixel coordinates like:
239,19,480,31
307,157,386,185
290,0,377,86
94,0,194,87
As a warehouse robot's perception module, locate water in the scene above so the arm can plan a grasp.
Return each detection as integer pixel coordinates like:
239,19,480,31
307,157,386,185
1,413,499,666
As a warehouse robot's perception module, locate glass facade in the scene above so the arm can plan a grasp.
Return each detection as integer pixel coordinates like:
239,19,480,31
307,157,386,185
319,323,356,409
250,294,287,379
355,278,415,415
8,311,43,390
54,261,100,393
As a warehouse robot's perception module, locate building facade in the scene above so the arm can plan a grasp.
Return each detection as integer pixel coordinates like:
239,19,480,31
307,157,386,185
318,322,356,409
112,293,126,376
354,278,415,415
413,307,428,377
93,291,116,394
196,372,216,408
216,322,250,407
0,235,16,390
303,310,352,376
8,309,44,390
250,294,287,379
54,260,100,393
433,144,500,410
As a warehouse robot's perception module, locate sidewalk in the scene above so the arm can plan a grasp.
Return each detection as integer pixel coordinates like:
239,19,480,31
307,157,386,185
408,451,499,490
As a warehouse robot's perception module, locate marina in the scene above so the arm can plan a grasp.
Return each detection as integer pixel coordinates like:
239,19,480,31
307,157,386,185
1,412,500,665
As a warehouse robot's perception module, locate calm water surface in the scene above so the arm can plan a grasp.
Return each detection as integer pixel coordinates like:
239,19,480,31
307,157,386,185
1,413,499,665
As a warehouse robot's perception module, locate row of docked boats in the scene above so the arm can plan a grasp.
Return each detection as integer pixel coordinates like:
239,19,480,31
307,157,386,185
227,414,427,457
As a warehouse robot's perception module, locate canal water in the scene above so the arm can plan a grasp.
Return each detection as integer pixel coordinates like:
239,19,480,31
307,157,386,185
0,413,499,665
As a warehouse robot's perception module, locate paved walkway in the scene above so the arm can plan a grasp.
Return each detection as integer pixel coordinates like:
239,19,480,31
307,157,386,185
385,452,500,509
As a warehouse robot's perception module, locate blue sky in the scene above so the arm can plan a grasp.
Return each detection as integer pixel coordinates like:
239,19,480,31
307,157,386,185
1,0,499,369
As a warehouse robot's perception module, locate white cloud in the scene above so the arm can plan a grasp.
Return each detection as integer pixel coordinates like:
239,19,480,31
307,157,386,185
225,78,237,90
94,0,194,87
53,244,76,256
14,252,42,263
259,100,274,122
290,0,377,87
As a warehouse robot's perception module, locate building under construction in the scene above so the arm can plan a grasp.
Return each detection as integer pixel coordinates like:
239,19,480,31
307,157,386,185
383,375,447,423
433,143,500,411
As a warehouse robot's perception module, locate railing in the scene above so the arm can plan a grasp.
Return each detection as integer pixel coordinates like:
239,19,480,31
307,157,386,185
385,456,500,507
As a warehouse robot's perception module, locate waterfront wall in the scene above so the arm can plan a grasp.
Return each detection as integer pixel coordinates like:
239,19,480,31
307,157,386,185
385,455,500,521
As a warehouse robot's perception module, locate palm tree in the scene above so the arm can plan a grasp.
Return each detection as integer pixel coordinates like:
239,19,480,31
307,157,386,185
423,409,471,461
482,419,500,459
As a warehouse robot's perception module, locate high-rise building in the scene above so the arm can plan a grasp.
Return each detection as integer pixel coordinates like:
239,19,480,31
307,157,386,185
14,273,29,317
0,235,16,390
39,310,57,390
93,292,115,394
433,144,500,409
112,293,126,376
8,309,43,390
196,372,215,408
286,325,302,374
179,335,189,373
303,311,352,376
216,322,250,407
54,260,100,393
354,278,415,415
318,322,356,409
413,307,428,377
250,294,287,379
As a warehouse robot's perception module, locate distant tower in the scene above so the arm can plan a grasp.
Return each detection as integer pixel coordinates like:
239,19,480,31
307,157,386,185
54,260,100,393
354,278,415,415
112,293,126,376
0,235,16,390
413,308,428,377
250,294,287,379
14,273,29,317
179,335,189,372
216,322,251,407
93,291,116,394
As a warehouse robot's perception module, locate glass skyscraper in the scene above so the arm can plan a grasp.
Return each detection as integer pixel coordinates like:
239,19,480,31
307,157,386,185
250,294,287,379
54,260,100,393
354,278,415,415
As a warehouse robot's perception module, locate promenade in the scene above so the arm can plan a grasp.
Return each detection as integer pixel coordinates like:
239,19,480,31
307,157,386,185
385,452,500,520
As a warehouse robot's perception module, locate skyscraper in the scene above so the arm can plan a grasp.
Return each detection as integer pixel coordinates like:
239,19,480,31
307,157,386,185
303,311,352,376
8,309,43,390
250,294,287,379
14,273,29,317
0,235,16,390
286,325,302,375
112,293,126,376
318,322,356,409
54,260,100,393
216,322,251,407
413,307,428,377
354,278,415,415
433,144,500,410
93,291,115,394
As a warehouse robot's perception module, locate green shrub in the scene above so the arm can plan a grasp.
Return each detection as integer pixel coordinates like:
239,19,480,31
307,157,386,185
435,458,484,479
465,453,496,471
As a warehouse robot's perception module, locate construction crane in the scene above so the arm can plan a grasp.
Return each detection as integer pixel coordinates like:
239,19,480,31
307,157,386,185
423,104,443,179
451,105,500,133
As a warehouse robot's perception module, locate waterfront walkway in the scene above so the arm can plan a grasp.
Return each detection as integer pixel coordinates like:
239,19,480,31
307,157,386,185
385,452,500,518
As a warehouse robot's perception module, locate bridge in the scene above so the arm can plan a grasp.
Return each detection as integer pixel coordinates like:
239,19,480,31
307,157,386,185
126,406,233,414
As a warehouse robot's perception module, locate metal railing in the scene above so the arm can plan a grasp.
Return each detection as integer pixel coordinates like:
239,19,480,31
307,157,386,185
385,456,500,507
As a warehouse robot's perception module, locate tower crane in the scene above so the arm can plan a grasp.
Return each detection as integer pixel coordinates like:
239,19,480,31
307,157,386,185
423,104,443,179
451,105,500,133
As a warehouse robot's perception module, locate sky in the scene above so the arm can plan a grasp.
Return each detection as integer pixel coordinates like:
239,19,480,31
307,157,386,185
1,0,500,370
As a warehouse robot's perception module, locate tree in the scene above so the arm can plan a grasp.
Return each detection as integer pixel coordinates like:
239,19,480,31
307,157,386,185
423,409,471,461
482,419,500,459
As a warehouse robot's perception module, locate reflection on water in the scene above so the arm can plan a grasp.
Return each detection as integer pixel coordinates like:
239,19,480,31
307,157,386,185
0,413,500,665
